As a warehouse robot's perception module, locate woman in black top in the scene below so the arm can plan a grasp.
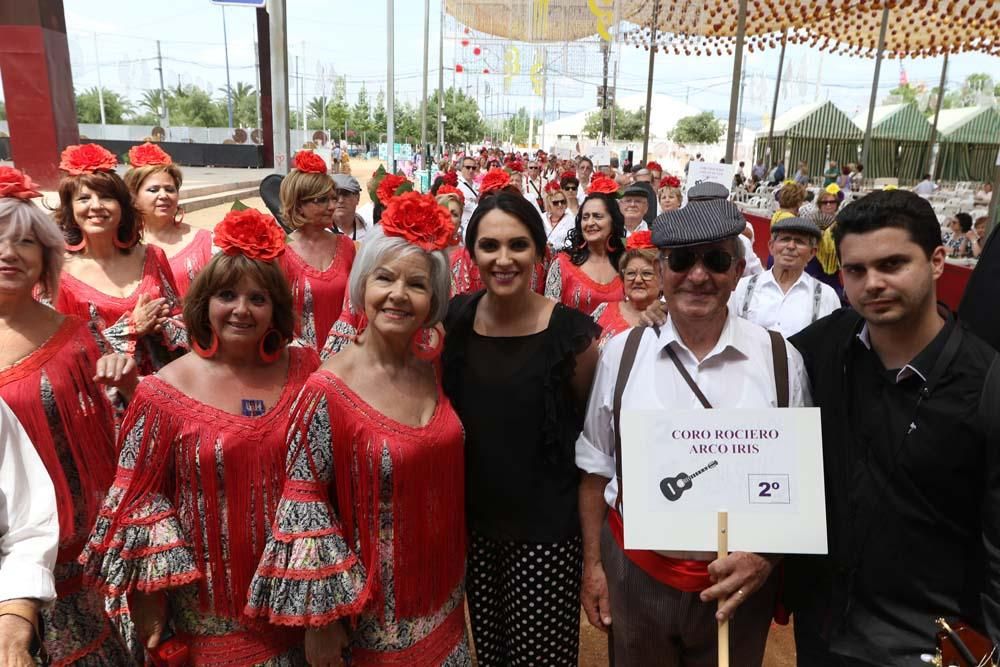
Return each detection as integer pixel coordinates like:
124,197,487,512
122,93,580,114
442,192,600,666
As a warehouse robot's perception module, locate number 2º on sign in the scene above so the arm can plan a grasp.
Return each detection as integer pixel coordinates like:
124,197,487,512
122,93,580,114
748,474,791,504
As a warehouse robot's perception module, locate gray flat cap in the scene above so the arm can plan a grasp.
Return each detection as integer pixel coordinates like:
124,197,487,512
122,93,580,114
622,184,649,198
687,181,730,201
771,216,821,239
332,174,361,193
651,198,746,248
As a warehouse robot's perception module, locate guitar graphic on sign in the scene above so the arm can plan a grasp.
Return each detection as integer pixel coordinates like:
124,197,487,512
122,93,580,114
659,460,719,501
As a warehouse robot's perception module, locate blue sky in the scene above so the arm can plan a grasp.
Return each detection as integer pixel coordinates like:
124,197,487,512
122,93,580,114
2,0,997,129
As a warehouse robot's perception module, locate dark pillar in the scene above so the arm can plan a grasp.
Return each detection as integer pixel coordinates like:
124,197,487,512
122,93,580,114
0,0,79,187
256,7,273,168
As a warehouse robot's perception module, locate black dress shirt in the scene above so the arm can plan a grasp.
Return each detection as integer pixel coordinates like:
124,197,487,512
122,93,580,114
788,308,1000,665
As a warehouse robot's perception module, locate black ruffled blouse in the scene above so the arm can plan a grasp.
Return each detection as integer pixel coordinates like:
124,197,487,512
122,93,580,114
442,291,601,542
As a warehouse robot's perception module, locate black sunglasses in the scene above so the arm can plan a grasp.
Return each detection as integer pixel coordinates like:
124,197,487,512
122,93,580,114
563,186,578,191
660,247,735,273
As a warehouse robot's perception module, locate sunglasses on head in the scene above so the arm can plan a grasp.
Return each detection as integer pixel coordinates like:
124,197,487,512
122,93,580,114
659,247,735,273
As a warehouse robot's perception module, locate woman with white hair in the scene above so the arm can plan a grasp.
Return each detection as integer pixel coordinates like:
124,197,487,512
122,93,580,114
247,192,471,665
0,167,132,664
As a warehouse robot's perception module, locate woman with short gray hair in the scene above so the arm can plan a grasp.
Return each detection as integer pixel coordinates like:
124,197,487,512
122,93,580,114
249,191,472,665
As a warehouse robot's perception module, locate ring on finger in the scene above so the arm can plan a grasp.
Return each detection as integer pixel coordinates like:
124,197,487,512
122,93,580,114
735,589,745,599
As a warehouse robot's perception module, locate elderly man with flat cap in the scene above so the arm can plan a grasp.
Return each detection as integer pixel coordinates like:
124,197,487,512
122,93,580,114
688,182,763,278
576,195,811,665
331,173,370,241
621,184,651,236
730,216,841,338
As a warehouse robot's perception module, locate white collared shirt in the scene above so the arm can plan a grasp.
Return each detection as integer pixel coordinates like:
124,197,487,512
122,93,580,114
739,234,764,277
729,268,841,338
0,399,58,603
546,211,576,251
576,311,811,514
457,176,479,237
624,220,649,237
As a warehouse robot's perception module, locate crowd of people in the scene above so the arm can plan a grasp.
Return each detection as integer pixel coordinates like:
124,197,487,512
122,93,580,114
0,140,997,667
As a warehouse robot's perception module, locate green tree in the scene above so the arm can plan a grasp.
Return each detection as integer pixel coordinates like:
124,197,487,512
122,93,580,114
425,87,486,145
168,84,226,127
372,89,387,137
670,112,724,144
350,85,373,141
0,101,6,121
221,82,258,128
582,104,646,141
139,89,170,120
75,87,134,124
502,107,532,145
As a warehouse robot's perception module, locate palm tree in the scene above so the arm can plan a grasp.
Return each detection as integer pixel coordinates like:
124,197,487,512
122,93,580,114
140,89,170,123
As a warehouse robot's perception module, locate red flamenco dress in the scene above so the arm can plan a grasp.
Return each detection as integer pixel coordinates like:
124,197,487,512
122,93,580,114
55,244,187,375
544,252,624,315
448,245,551,296
167,228,214,297
79,347,321,666
590,301,632,351
279,235,356,353
245,371,471,665
0,316,132,665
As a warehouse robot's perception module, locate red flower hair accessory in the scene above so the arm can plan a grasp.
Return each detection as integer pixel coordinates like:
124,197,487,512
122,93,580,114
0,167,42,200
504,158,525,173
442,170,458,186
625,230,655,250
560,170,577,181
479,167,511,195
376,173,412,207
646,161,663,173
213,208,286,261
293,150,328,174
128,142,172,167
587,174,621,197
381,191,457,252
544,180,562,194
659,175,681,189
436,183,465,207
58,144,118,175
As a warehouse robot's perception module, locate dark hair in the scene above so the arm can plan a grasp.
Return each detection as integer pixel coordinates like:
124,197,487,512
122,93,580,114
56,171,143,253
954,212,973,233
183,253,295,353
921,173,931,180
564,193,625,267
578,157,594,168
832,189,942,259
560,175,579,190
430,175,445,195
465,191,547,261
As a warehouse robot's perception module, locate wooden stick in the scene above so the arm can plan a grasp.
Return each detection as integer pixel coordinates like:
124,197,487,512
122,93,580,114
718,511,730,667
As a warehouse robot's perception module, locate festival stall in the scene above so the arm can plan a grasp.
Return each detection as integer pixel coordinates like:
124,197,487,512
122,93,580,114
933,106,1000,183
852,102,935,183
752,101,862,175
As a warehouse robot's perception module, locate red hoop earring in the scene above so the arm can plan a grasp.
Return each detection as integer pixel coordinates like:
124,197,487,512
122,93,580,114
113,226,139,250
192,331,219,358
65,238,87,252
410,326,443,362
606,236,615,252
173,207,185,226
258,328,283,364
576,236,588,250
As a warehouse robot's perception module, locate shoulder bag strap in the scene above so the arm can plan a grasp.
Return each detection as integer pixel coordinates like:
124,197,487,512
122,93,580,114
613,327,648,511
665,345,713,409
740,273,760,318
811,280,823,322
768,329,790,408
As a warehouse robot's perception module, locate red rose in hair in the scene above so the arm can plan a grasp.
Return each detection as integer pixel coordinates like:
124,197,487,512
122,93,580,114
213,208,286,261
381,191,457,252
0,167,41,200
58,144,117,175
659,175,681,189
293,150,327,174
128,142,172,167
479,167,511,195
442,170,458,186
376,173,411,206
505,159,525,173
560,170,577,181
625,230,655,250
587,174,620,197
646,161,663,173
544,180,561,194
437,184,465,207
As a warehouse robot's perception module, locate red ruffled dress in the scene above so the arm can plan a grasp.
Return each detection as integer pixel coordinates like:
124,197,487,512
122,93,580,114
544,252,624,316
0,316,131,666
448,246,551,297
279,236,356,353
79,347,320,666
55,244,187,375
590,301,632,351
166,229,214,297
245,371,470,666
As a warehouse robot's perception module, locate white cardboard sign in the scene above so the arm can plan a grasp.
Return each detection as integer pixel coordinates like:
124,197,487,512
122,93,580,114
619,408,827,554
686,161,736,198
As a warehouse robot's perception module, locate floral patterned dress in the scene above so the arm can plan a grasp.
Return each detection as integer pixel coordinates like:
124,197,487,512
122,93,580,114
279,235,356,352
246,371,471,666
80,347,320,666
544,252,624,316
448,246,550,297
166,228,214,297
590,301,632,351
0,316,132,666
55,244,187,375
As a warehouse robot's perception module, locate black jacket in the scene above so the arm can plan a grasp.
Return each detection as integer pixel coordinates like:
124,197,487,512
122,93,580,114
787,307,1000,665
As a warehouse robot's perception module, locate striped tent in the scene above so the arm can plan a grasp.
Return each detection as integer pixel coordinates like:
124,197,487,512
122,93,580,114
753,101,862,181
934,107,1000,183
852,102,936,183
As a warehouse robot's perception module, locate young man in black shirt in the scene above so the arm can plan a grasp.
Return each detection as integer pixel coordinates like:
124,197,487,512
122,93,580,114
788,189,1000,665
